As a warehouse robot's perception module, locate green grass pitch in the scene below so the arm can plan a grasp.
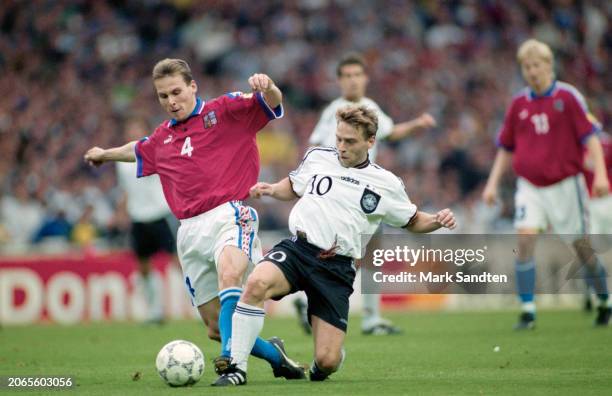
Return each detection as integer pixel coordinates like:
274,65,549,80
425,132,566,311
1,310,611,395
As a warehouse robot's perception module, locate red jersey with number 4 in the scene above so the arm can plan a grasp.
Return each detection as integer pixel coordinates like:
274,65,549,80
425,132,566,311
583,134,612,197
497,81,600,187
135,92,283,219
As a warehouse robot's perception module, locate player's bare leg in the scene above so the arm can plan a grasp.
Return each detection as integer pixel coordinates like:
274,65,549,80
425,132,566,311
573,237,611,326
197,298,221,341
514,229,538,330
310,315,346,381
212,261,306,386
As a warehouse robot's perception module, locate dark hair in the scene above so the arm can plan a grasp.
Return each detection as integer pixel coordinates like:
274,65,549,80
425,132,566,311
336,52,367,77
336,105,378,139
152,58,193,85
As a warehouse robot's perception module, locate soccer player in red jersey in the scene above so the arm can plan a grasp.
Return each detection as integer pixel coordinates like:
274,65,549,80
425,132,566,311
85,59,306,382
483,39,611,328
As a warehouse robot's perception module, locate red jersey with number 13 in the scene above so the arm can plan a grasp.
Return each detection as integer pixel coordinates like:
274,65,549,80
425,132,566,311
497,81,600,187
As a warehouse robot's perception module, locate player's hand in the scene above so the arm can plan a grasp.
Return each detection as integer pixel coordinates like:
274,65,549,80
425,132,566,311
250,182,275,199
592,175,610,198
84,147,106,167
248,73,275,93
436,208,456,230
417,112,437,129
482,183,498,206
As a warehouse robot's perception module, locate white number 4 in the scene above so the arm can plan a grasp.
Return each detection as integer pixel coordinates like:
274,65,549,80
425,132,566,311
181,137,194,157
530,113,549,134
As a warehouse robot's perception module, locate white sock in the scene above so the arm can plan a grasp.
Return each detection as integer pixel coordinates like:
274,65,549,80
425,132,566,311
148,273,164,320
231,302,265,372
362,293,382,329
141,272,163,321
521,302,536,314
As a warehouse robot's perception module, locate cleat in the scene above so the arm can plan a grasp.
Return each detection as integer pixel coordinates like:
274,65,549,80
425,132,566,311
584,296,593,312
514,312,536,330
268,337,307,380
309,369,329,381
594,306,611,327
362,322,402,335
211,364,247,386
293,298,311,334
213,356,232,375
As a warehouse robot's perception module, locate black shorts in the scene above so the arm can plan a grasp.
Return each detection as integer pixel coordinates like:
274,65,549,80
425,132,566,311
130,217,176,259
262,237,356,332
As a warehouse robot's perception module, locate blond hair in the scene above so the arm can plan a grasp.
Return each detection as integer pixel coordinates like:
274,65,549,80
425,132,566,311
152,58,193,84
336,105,378,139
517,39,554,65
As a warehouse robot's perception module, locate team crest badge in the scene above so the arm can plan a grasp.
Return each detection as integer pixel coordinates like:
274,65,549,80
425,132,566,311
360,188,381,214
554,99,564,112
204,111,217,128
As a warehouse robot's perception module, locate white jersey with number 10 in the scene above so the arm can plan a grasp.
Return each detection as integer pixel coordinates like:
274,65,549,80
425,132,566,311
288,148,417,259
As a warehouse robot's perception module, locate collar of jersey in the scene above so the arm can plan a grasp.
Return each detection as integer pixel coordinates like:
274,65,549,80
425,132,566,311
529,80,556,99
168,97,204,127
353,156,370,169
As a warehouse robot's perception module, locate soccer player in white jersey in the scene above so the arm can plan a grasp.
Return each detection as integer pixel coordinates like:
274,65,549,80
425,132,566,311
483,39,611,328
212,105,456,386
115,116,177,324
303,53,437,336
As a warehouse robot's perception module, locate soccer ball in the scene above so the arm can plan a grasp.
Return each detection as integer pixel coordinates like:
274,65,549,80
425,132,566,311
155,340,205,387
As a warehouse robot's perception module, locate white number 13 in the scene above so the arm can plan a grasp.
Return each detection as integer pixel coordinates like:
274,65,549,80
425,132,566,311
181,137,194,157
530,113,549,134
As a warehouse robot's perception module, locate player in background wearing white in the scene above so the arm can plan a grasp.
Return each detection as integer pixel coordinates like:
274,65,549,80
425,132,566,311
213,105,456,386
302,52,437,336
483,39,611,329
115,116,177,324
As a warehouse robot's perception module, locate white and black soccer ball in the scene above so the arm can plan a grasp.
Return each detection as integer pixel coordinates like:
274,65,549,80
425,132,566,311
155,340,205,387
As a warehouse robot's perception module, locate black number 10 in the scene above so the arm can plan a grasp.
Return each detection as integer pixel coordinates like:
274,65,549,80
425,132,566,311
308,175,333,196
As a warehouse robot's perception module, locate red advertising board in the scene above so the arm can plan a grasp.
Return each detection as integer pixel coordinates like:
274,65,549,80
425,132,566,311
0,250,195,325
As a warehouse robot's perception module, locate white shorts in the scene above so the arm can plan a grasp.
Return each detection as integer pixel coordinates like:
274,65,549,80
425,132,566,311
590,195,612,234
514,175,589,235
176,201,262,306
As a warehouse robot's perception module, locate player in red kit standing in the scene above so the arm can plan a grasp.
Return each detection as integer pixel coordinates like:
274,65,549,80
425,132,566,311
84,59,306,382
483,39,611,329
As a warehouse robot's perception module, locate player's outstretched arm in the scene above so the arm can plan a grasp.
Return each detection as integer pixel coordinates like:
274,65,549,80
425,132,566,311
249,177,298,201
404,209,456,233
248,73,282,109
584,134,610,197
482,148,512,206
84,141,137,167
387,112,437,141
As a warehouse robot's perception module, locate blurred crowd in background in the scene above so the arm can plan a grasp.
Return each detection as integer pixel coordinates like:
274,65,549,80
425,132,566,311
0,0,610,252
